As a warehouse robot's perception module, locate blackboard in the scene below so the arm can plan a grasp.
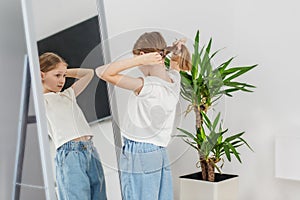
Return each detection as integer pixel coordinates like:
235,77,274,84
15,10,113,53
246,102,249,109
37,16,111,123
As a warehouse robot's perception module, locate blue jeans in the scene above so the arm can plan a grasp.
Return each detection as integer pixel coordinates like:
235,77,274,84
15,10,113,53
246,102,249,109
120,138,173,200
55,140,107,200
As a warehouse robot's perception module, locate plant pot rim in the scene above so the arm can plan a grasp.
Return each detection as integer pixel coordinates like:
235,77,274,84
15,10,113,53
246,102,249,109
179,171,239,183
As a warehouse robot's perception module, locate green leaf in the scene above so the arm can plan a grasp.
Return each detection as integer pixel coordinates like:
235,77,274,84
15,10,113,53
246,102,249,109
238,137,254,152
200,43,213,77
177,128,196,140
225,132,245,142
223,88,240,96
224,65,257,82
201,111,212,129
206,38,212,53
218,57,235,74
212,112,221,131
210,47,225,60
227,142,242,163
180,72,192,85
210,160,222,173
191,31,200,80
174,134,188,138
199,126,207,140
164,56,170,69
183,139,198,150
232,143,244,149
180,92,192,102
224,81,256,89
223,145,231,161
200,141,211,157
207,132,220,150
222,66,249,77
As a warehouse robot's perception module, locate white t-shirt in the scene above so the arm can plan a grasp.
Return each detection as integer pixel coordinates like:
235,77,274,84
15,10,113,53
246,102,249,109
121,69,181,147
44,87,93,149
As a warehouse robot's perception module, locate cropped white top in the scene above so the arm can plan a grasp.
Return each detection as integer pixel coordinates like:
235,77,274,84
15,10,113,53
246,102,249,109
44,87,93,149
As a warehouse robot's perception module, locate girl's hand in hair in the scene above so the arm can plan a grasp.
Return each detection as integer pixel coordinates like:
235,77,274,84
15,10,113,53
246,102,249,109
137,52,163,66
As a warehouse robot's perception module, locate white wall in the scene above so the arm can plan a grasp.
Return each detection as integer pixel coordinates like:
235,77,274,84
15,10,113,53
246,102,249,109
103,0,300,199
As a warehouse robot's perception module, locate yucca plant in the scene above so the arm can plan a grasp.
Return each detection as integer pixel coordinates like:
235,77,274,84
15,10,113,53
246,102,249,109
176,30,257,182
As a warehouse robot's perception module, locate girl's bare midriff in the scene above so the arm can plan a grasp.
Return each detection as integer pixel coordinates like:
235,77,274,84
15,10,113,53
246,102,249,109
72,135,93,142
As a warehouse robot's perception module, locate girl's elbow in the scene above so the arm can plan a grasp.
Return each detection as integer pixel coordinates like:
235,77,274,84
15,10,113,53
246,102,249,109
95,68,103,78
95,68,109,81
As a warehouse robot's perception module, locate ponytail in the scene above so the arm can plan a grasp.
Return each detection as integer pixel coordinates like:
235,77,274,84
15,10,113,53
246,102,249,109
165,40,191,72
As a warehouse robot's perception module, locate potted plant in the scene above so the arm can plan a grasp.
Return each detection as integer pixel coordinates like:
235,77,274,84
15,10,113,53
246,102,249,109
175,30,257,200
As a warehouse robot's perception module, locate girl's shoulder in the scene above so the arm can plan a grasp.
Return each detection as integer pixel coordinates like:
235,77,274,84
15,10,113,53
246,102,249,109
44,87,75,100
168,69,180,79
62,87,75,97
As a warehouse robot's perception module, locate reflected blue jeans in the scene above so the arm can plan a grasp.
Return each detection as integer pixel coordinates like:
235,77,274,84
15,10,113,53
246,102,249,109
120,138,173,200
55,140,107,200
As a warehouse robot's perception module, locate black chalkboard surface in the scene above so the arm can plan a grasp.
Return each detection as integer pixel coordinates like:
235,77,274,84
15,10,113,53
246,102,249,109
37,16,111,123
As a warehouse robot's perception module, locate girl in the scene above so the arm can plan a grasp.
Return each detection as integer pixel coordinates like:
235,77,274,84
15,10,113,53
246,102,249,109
39,52,107,200
95,32,191,200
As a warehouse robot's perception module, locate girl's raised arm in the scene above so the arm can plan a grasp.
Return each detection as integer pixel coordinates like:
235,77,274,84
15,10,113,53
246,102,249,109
95,52,162,94
67,68,94,96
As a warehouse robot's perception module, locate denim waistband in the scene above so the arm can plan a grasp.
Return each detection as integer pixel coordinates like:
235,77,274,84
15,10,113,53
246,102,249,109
58,140,94,151
123,137,164,153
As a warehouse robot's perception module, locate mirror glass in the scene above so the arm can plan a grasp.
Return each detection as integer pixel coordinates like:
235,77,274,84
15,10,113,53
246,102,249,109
30,0,121,199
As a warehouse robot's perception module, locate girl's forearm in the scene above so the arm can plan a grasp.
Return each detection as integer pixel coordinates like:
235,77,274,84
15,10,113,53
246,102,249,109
95,57,140,79
66,68,94,79
67,68,94,96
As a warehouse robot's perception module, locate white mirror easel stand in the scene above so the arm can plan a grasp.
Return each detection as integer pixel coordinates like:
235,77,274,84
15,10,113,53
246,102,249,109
12,0,57,199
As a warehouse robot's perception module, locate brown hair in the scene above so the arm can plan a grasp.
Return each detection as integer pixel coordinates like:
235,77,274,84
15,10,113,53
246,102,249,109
132,32,191,71
39,52,68,72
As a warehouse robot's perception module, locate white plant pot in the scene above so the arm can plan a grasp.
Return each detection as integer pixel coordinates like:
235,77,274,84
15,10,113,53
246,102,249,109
179,172,239,200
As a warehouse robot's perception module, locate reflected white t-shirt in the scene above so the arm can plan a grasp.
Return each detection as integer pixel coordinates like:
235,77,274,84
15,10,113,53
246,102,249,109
44,87,93,149
121,69,181,147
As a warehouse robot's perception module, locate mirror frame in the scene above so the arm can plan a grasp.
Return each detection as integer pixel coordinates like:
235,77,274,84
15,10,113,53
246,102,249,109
21,0,122,199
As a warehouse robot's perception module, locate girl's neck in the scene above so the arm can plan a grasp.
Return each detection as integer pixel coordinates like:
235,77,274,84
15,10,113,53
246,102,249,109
140,64,172,83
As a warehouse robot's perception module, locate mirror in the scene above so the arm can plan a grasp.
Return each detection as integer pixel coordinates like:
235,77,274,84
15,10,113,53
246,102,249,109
21,0,122,199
